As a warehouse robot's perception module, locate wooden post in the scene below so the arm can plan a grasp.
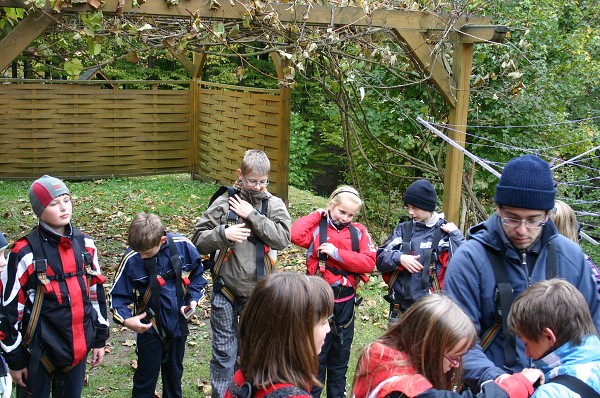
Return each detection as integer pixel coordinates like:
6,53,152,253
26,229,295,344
443,42,474,224
270,52,290,205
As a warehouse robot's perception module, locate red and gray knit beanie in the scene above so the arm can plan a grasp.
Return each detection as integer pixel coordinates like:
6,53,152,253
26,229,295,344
28,175,70,217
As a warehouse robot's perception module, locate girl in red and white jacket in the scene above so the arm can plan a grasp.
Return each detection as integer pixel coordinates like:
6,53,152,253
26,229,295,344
292,185,376,398
352,294,543,398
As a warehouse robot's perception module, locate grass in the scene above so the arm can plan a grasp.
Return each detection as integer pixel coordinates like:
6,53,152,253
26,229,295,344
0,174,389,397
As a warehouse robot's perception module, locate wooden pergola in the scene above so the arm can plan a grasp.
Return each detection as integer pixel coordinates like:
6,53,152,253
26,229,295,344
0,0,508,222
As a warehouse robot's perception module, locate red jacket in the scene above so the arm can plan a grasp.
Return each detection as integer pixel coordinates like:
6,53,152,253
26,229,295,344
353,342,534,398
291,211,376,290
225,369,312,398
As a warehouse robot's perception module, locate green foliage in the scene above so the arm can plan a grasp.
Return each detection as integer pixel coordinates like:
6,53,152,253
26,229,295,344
289,112,316,187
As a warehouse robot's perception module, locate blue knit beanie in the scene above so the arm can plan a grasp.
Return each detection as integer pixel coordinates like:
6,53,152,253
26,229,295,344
404,179,437,212
494,155,556,210
0,232,7,252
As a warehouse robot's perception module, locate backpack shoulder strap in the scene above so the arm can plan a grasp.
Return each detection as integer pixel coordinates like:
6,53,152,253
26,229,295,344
167,234,188,334
550,374,600,398
420,225,442,291
400,220,412,255
484,248,517,367
316,215,328,276
349,224,360,253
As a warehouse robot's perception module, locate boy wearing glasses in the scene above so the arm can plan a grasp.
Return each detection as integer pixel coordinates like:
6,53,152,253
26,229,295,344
191,149,292,398
444,154,600,393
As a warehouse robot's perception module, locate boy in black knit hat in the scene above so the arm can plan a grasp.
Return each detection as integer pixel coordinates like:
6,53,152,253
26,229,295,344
444,154,600,392
377,179,465,322
0,175,109,398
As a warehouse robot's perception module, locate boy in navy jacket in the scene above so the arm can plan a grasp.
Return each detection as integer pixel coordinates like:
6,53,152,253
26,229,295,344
110,212,207,398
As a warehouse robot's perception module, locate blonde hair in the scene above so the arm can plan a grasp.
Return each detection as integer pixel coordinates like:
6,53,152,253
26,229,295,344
241,149,271,176
328,185,363,208
550,200,579,243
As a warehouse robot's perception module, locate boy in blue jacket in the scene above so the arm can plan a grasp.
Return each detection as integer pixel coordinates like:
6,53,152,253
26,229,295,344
110,212,207,398
508,279,600,397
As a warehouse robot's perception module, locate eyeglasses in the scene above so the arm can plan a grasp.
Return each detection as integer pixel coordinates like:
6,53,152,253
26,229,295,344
500,215,546,229
443,354,462,367
242,175,269,187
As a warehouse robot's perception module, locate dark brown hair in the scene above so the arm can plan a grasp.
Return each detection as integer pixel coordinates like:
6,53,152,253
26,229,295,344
353,294,477,393
127,212,164,252
508,278,597,348
237,272,334,390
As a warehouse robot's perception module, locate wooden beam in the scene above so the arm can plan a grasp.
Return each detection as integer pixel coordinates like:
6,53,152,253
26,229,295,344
392,29,456,107
192,49,209,79
3,0,492,32
167,47,195,76
443,42,473,224
0,9,53,72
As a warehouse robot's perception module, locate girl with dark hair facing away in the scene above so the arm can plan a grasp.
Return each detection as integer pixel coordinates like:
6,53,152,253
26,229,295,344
352,294,543,398
225,272,334,398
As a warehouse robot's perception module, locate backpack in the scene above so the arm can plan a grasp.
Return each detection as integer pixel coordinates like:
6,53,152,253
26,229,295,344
315,214,368,284
201,186,269,276
382,221,445,303
23,226,106,393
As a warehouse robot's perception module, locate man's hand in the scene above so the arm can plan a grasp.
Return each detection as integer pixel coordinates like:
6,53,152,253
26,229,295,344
90,347,105,367
10,368,27,387
400,254,423,273
224,224,251,243
123,312,153,334
228,195,255,219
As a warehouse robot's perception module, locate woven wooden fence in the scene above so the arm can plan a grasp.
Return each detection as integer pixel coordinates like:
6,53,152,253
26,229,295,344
0,79,287,199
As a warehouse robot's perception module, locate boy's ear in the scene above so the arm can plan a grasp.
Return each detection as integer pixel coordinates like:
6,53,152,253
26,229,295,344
160,236,167,245
541,327,557,347
236,169,243,180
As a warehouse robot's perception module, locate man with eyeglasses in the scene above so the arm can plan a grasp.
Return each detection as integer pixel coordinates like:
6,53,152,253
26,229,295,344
444,154,600,393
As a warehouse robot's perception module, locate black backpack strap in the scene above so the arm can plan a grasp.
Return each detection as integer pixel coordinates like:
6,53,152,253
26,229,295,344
167,234,188,335
420,225,442,291
254,197,269,278
145,257,166,340
398,221,414,300
545,242,557,279
550,374,600,398
349,224,359,252
317,215,328,276
485,249,517,367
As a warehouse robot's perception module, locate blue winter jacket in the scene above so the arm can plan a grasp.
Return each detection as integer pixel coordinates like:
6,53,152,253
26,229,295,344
377,212,465,305
444,214,600,391
109,233,207,337
532,335,600,397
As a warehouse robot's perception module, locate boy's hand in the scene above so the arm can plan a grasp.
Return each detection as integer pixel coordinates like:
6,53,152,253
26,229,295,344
181,300,197,319
400,254,423,273
225,224,251,243
228,195,255,219
90,347,105,367
440,221,459,233
10,368,27,387
123,312,153,333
